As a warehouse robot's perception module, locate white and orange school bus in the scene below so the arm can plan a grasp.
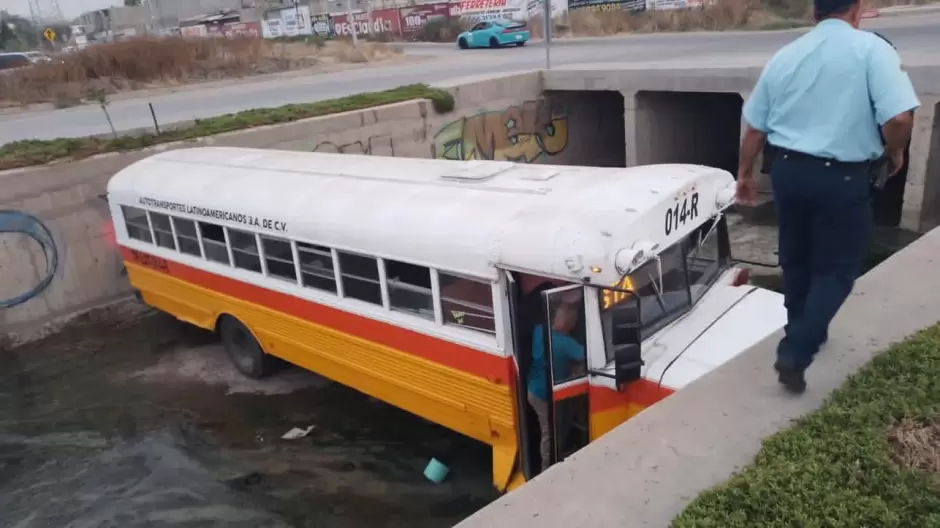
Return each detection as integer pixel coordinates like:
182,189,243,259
107,146,786,491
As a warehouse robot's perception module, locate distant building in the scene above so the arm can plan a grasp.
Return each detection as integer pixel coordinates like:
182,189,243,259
146,0,253,28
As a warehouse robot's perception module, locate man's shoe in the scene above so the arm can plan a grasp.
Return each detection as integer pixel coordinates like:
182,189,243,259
774,360,807,394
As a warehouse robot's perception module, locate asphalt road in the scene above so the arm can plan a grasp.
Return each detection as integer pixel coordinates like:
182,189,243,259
2,13,939,146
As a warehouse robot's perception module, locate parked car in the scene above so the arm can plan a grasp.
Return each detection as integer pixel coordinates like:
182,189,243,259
457,19,529,49
0,52,32,72
22,51,52,63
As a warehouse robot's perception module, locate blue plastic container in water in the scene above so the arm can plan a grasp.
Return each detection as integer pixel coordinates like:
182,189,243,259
424,458,449,484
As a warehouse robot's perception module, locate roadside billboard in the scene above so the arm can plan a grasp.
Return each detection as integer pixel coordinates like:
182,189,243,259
206,21,262,38
180,24,208,37
262,18,282,38
648,0,701,9
450,0,528,21
399,3,451,37
568,0,645,12
526,0,569,18
262,5,313,38
332,9,402,37
311,13,335,38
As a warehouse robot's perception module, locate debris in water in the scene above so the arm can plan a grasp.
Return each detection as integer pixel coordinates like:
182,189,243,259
424,458,450,484
281,425,315,440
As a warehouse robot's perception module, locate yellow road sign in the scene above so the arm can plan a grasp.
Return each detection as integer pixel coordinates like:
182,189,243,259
43,27,56,42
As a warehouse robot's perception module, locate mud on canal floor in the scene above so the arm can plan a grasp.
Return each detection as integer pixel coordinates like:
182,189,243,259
0,304,498,527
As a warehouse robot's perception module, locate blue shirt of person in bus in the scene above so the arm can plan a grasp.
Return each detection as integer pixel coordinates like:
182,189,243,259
527,323,585,402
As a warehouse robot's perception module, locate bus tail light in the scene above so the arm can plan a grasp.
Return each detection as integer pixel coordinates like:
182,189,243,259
732,267,750,287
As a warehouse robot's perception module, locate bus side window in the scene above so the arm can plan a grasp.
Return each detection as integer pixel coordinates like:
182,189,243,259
338,251,382,305
228,228,262,273
297,242,337,293
261,236,297,283
199,222,229,265
385,260,433,321
122,206,152,244
149,212,176,250
439,272,495,335
173,218,202,257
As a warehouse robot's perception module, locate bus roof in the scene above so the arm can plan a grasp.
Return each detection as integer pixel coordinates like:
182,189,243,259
107,147,735,284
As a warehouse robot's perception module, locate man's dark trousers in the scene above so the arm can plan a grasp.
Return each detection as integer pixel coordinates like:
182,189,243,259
769,152,874,373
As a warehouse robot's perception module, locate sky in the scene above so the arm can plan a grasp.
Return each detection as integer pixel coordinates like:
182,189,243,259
3,0,120,21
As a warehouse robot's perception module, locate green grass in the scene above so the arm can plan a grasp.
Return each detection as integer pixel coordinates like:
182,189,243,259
0,83,454,171
673,322,940,527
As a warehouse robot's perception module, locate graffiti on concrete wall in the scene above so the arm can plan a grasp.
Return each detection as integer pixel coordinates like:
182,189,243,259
0,210,59,309
312,136,395,156
431,100,568,162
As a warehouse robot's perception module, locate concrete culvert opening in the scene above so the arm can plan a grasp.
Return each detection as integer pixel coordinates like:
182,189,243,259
634,91,743,175
545,90,626,168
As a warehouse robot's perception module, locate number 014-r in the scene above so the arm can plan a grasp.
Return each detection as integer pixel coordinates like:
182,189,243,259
665,192,699,236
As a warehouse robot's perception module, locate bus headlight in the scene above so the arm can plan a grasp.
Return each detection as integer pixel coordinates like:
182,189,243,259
615,241,659,275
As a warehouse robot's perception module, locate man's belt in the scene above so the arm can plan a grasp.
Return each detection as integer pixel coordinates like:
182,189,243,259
765,144,891,189
772,146,875,168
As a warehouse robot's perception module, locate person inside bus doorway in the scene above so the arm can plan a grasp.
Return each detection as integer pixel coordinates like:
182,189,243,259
527,290,586,472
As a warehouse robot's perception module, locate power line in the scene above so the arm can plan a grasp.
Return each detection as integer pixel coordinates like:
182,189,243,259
29,0,66,23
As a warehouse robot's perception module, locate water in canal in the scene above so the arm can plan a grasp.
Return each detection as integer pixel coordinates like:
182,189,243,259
0,303,498,527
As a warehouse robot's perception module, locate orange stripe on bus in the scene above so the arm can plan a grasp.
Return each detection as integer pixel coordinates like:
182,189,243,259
589,378,673,414
552,380,589,402
120,246,513,385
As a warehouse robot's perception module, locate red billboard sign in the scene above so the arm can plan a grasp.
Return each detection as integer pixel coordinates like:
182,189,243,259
206,21,262,39
399,3,451,36
332,9,402,37
454,0,509,10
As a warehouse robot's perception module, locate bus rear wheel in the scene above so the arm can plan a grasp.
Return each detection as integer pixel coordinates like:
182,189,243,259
219,316,281,379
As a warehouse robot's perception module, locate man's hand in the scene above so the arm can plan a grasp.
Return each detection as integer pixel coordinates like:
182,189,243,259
736,173,758,206
736,124,767,206
881,110,914,177
887,147,905,177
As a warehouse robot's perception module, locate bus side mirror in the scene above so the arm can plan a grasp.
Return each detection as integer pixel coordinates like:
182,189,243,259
614,343,643,388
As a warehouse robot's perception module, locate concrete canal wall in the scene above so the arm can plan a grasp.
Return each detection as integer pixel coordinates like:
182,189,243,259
2,63,940,350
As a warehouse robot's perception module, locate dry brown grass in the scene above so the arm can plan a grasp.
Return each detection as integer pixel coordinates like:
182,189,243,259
570,0,761,35
0,36,401,107
888,416,940,478
529,0,806,38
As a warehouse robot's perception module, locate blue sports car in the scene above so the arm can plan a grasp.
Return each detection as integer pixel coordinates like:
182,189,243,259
457,18,530,49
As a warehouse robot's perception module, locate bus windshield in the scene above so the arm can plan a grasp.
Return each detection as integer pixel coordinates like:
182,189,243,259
600,215,730,362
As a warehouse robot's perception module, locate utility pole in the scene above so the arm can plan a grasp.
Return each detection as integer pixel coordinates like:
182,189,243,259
28,0,44,49
27,0,40,24
542,0,552,69
345,0,357,47
49,0,64,21
144,0,158,34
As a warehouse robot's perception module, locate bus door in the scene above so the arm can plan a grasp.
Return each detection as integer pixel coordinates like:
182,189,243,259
540,285,590,468
505,272,537,481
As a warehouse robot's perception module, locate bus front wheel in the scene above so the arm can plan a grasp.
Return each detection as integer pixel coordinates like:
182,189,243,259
219,315,281,379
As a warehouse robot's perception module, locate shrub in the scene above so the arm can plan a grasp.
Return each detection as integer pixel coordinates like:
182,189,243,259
0,36,401,105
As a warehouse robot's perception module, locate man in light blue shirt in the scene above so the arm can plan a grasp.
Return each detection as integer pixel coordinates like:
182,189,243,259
736,0,919,394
